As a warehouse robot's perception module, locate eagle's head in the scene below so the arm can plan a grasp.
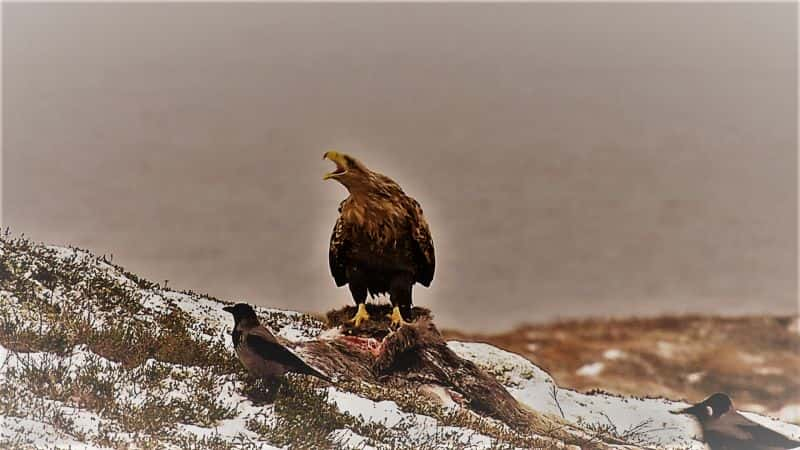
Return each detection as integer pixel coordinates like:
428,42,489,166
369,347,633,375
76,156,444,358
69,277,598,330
322,151,375,192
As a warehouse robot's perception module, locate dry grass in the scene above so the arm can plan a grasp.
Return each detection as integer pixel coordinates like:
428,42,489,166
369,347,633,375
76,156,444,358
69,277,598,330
0,234,248,447
445,315,800,419
2,232,591,449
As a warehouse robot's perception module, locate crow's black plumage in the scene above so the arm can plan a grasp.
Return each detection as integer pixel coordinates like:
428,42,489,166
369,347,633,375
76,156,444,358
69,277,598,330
323,151,435,328
674,393,800,450
223,303,331,382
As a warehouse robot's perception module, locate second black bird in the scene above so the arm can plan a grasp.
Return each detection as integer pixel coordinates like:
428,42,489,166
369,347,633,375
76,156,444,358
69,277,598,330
674,393,800,450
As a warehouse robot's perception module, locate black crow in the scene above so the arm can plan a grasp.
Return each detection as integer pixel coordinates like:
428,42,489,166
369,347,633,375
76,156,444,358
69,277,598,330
223,303,331,383
674,393,800,450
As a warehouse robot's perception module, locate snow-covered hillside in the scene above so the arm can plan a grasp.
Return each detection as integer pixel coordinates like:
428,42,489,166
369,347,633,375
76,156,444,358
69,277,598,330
1,234,798,449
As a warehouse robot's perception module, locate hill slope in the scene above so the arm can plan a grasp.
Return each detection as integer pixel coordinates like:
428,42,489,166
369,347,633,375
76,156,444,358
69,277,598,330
1,233,798,449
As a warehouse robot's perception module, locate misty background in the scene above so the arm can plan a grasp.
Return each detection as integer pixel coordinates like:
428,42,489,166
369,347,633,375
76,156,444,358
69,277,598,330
3,3,796,331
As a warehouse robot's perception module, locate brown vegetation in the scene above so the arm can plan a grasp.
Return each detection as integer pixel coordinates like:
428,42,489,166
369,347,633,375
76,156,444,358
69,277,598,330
0,233,644,449
444,315,800,421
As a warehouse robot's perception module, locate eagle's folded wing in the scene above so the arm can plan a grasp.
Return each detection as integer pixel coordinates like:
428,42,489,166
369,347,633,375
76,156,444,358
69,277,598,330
329,213,349,287
410,199,435,286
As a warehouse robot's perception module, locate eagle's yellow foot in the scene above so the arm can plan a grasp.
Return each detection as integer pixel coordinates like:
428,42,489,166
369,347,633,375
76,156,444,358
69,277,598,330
348,304,370,328
386,306,411,328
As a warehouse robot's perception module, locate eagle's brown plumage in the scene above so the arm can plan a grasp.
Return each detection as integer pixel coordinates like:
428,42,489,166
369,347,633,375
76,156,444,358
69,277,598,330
323,151,435,326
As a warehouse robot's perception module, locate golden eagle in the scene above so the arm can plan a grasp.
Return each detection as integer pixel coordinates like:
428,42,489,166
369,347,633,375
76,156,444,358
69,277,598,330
323,151,435,327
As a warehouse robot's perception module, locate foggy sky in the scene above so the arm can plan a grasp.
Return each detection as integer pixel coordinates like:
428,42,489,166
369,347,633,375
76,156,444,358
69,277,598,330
3,3,797,331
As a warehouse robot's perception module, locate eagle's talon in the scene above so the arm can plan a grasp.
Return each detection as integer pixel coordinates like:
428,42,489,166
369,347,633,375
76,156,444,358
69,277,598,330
348,303,370,328
386,306,411,328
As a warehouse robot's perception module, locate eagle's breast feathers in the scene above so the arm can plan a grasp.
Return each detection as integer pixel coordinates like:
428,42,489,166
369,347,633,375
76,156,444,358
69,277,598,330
328,180,435,287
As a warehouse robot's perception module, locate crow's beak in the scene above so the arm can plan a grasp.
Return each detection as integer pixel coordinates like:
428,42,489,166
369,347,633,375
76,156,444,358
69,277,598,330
222,306,234,313
671,404,701,416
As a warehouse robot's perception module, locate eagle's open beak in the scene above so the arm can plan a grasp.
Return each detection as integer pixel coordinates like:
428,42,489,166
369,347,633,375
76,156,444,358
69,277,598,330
323,151,348,180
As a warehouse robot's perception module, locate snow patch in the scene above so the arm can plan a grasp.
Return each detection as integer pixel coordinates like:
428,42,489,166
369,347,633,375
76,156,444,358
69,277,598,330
326,387,508,449
777,404,800,425
738,352,766,365
754,366,783,376
686,372,705,384
576,362,604,377
0,416,107,450
656,341,675,358
447,341,554,386
329,429,376,450
602,349,626,360
741,411,800,441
